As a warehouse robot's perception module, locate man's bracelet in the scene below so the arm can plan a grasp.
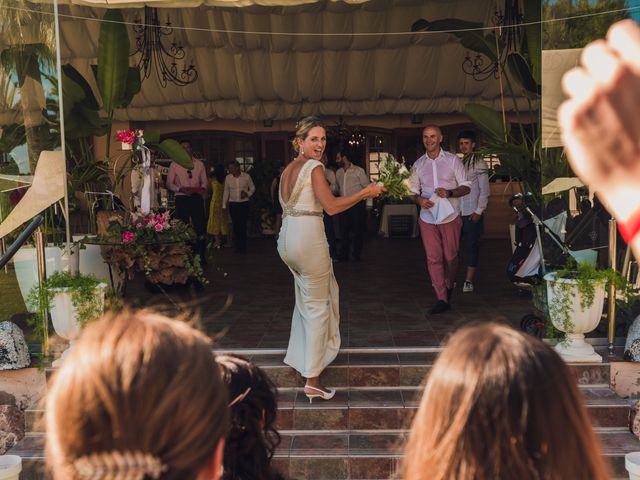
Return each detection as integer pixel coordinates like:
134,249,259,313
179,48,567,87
618,208,640,243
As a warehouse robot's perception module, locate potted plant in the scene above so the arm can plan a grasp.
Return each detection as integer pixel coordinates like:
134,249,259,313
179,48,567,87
26,270,108,366
544,260,633,362
96,210,207,290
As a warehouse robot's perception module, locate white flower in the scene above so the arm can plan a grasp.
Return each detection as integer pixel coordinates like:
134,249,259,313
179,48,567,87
399,164,408,175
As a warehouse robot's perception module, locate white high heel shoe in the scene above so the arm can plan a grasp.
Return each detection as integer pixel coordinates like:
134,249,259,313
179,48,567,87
304,385,336,403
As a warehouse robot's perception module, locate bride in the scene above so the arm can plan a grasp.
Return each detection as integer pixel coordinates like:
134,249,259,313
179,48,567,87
278,116,385,402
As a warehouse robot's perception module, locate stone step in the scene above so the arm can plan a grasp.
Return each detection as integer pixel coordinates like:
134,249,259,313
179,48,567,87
11,430,640,480
42,348,616,389
24,385,633,434
229,350,612,388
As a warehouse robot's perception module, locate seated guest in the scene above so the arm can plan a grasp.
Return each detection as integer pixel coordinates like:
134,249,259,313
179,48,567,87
401,323,609,480
217,353,284,480
46,310,228,480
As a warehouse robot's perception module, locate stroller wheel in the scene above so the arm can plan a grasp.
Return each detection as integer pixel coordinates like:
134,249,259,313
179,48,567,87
521,314,545,339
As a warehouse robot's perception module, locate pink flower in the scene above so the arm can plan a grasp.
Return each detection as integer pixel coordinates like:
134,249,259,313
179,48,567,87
135,223,143,229
116,129,137,145
122,231,136,243
155,223,164,232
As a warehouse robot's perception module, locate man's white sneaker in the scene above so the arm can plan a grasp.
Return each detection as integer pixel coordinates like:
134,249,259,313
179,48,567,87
463,281,474,293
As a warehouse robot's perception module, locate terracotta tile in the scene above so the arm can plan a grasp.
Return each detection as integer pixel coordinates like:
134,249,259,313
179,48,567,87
349,408,403,430
399,366,430,387
350,457,394,479
289,458,348,479
271,458,290,479
293,408,348,430
348,367,400,387
291,434,348,455
349,433,404,455
275,408,293,430
348,389,403,407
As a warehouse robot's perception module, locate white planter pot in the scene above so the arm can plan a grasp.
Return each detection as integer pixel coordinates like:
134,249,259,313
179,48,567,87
544,272,606,363
626,452,640,480
0,455,21,480
73,235,112,283
50,283,107,367
13,246,78,313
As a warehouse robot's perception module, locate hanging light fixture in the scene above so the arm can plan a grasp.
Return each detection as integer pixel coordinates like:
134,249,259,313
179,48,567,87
131,7,198,88
461,0,523,81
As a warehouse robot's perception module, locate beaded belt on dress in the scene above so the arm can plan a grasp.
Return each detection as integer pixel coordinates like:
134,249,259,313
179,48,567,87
283,206,323,218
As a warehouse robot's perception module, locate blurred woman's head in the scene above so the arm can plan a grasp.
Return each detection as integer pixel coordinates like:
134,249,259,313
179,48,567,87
402,323,609,480
46,310,229,480
217,353,283,480
213,164,227,184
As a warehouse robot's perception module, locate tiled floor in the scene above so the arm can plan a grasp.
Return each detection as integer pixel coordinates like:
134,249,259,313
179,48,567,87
124,235,533,348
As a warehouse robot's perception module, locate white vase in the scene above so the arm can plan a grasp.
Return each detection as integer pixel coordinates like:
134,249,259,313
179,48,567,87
544,272,606,363
13,246,78,313
0,455,21,480
73,235,112,284
50,283,107,367
626,452,640,480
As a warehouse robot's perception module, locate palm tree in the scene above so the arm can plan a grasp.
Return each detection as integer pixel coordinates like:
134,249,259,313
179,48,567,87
0,0,57,173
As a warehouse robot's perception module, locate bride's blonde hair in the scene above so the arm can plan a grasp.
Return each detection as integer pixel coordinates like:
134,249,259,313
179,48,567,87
46,309,229,479
292,116,324,154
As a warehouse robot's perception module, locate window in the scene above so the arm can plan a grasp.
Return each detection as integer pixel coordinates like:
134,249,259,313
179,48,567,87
367,134,391,181
235,138,254,171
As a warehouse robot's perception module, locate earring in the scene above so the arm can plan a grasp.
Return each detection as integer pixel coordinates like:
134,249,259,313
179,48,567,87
300,146,305,157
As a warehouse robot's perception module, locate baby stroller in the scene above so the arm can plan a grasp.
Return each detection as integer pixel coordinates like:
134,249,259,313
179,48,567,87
506,192,598,337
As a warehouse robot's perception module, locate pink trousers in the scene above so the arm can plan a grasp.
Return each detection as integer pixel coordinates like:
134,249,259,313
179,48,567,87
418,216,463,301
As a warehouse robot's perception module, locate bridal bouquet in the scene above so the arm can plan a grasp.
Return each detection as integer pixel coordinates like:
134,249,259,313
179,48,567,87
376,154,415,200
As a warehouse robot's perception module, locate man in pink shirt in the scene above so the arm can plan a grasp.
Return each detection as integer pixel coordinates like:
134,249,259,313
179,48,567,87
409,125,471,314
166,141,209,264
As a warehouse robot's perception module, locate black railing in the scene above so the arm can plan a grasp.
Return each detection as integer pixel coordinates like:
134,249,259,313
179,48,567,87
0,215,44,270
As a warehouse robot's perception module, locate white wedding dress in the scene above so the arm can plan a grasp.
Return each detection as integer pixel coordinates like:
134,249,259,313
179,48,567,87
278,160,340,378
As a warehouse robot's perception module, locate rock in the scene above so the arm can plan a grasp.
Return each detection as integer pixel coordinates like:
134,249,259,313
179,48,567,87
624,315,640,362
631,400,640,440
0,405,24,455
0,322,30,370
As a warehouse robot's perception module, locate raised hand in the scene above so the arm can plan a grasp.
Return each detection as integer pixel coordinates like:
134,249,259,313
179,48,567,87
559,19,640,223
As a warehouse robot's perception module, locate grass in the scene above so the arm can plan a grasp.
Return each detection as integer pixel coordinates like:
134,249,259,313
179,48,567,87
0,265,27,321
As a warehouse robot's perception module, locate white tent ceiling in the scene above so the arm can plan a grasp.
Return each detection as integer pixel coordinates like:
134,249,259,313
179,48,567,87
58,0,537,122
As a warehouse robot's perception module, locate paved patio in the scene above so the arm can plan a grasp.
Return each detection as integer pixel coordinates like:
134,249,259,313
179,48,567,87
124,235,534,349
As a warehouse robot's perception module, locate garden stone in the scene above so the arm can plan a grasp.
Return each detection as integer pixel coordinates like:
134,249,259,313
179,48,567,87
625,314,640,361
0,405,24,455
0,322,30,370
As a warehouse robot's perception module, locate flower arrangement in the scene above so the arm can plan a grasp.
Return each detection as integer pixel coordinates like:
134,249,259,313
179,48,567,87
376,154,415,200
116,129,145,151
97,210,207,286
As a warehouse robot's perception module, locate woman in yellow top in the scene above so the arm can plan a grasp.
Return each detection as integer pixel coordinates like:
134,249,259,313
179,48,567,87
207,165,229,248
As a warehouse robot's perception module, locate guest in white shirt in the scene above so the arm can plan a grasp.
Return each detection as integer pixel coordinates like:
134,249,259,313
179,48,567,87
409,125,470,314
336,149,369,261
458,130,490,294
223,160,255,253
321,153,339,259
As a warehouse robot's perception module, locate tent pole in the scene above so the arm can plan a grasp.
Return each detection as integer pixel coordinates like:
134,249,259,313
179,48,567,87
607,218,617,356
53,0,72,266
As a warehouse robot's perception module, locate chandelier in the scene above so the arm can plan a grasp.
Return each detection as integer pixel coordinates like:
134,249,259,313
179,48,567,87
327,117,366,148
131,7,198,88
462,0,523,81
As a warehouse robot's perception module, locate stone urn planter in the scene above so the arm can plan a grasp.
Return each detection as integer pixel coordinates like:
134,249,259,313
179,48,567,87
544,271,606,363
49,282,107,367
27,271,107,366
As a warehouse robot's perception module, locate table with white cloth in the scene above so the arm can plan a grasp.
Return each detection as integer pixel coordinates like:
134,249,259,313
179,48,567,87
378,203,419,238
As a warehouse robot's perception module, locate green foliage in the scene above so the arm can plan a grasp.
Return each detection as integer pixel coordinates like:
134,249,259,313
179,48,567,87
96,9,130,115
543,0,629,49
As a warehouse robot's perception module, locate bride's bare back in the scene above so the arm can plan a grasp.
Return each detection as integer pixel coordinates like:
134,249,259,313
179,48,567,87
279,159,308,204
